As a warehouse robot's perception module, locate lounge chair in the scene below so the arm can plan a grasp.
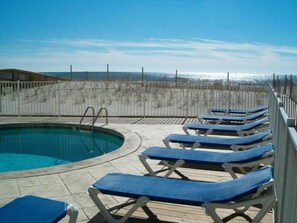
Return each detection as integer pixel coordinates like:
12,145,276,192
163,130,272,150
198,110,268,124
208,105,268,115
88,166,275,223
139,143,274,179
184,116,270,136
0,195,78,223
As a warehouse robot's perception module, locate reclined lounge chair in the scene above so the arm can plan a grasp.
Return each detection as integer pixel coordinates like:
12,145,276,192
208,105,268,115
88,166,275,223
184,116,269,136
163,130,272,150
0,195,78,223
139,143,274,179
198,110,268,124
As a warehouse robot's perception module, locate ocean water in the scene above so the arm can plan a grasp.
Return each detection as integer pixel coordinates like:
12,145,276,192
46,71,277,84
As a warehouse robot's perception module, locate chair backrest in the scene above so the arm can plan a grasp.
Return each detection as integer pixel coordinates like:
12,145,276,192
245,110,268,120
212,165,274,202
240,116,269,130
208,105,268,114
227,143,273,163
232,130,271,145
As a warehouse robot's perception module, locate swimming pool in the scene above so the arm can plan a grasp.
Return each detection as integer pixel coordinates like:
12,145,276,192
0,123,124,172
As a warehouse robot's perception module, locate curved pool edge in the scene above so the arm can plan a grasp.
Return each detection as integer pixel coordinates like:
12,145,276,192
0,123,142,179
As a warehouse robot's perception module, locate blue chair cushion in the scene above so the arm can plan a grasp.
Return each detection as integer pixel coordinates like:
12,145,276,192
185,117,269,133
209,106,268,114
165,130,271,148
199,110,267,122
0,195,67,223
92,166,273,206
142,143,273,166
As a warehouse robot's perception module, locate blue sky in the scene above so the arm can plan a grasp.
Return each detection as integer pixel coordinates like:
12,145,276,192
1,0,297,74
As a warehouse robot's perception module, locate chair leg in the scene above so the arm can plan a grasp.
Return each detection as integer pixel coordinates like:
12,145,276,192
202,188,276,223
192,142,201,149
223,156,274,179
139,154,157,177
139,154,185,178
205,129,213,136
182,126,190,135
67,205,79,223
162,160,185,178
88,187,149,223
251,196,276,223
163,139,171,148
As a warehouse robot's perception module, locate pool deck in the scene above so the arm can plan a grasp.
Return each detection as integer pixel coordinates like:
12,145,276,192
0,116,273,223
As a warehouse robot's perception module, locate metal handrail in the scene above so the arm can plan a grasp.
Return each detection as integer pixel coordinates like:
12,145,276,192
79,106,108,132
79,106,95,131
93,107,108,126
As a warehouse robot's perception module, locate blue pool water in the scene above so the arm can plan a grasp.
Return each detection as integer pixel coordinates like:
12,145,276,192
0,126,123,172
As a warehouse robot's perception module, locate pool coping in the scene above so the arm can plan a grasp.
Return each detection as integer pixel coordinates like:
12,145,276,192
0,122,142,179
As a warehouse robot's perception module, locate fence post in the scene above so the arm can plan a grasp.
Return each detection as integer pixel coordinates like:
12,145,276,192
106,64,109,81
283,74,288,95
279,115,295,223
273,73,276,88
143,81,146,117
101,81,103,108
227,72,231,110
70,65,72,80
141,67,144,87
289,74,293,98
175,70,178,88
58,80,61,117
277,75,281,93
17,80,20,116
186,84,189,118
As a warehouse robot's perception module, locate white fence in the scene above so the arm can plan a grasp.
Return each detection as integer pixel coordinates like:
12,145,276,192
269,89,297,223
0,80,269,117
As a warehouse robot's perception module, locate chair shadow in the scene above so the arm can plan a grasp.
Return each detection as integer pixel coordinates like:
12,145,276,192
88,205,178,223
88,205,256,223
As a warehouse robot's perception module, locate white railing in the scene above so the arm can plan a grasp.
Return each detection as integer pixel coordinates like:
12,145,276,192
269,89,297,223
279,94,297,126
0,80,269,117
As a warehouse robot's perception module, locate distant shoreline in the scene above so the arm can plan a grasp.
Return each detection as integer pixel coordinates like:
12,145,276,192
44,71,274,84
